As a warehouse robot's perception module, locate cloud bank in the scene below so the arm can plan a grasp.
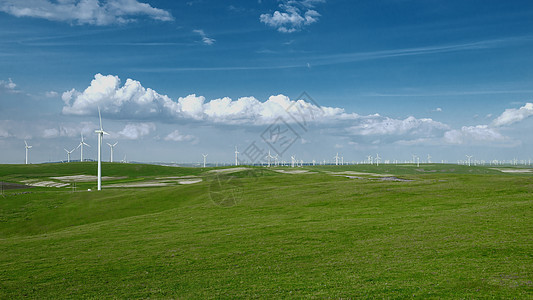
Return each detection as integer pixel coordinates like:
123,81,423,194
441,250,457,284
260,0,324,33
0,0,173,25
61,74,452,145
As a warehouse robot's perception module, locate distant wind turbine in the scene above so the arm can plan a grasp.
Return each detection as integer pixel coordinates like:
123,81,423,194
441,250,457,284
95,107,109,191
466,155,473,167
202,154,208,168
375,153,381,166
64,147,75,163
291,155,296,168
334,153,340,166
427,154,432,164
24,140,32,164
77,134,90,162
234,146,239,166
107,142,118,163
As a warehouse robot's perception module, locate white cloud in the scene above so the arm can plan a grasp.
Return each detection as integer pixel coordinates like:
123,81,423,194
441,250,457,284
45,91,59,98
0,0,173,26
0,78,17,92
164,130,196,142
61,74,451,144
0,127,10,138
433,107,442,112
260,0,324,33
347,116,449,137
492,102,533,127
443,125,505,145
117,122,155,140
42,122,97,138
61,74,346,125
193,29,215,45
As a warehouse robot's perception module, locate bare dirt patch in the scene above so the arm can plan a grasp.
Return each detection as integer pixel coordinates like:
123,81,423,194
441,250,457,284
51,175,126,182
491,168,533,173
274,169,316,174
208,167,249,174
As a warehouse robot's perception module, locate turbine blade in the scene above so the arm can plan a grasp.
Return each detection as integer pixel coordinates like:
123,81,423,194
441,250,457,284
24,140,28,147
98,106,103,130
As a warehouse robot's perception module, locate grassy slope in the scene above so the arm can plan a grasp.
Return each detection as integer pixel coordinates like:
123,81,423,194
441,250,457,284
0,164,532,298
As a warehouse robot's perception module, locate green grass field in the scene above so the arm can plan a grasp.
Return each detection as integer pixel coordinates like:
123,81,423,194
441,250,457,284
0,163,532,298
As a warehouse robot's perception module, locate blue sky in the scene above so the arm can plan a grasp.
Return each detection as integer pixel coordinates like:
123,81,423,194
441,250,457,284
1,0,532,164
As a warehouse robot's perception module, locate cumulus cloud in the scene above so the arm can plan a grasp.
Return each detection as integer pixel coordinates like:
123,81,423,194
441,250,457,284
117,122,155,139
260,0,324,33
61,74,346,125
492,102,533,127
61,74,451,144
0,78,17,92
0,0,173,26
164,130,196,142
347,116,449,138
193,29,215,45
443,125,505,145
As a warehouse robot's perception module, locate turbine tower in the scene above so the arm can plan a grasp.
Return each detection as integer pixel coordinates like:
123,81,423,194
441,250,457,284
375,153,381,166
95,107,109,191
202,154,208,168
107,142,118,163
24,140,32,164
64,148,75,163
334,153,340,166
427,154,432,164
77,134,90,162
291,155,296,168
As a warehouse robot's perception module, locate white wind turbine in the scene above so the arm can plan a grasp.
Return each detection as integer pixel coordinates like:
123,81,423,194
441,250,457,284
466,155,473,167
107,141,118,163
367,155,372,165
334,153,340,166
64,147,75,163
266,150,274,167
24,140,32,164
291,155,296,168
95,107,109,191
77,134,90,162
375,153,381,166
274,154,279,166
234,146,239,166
427,154,432,164
202,154,208,168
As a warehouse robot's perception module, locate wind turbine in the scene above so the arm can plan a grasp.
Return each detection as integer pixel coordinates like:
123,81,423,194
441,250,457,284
375,153,381,166
427,154,432,164
466,155,473,167
107,142,118,163
266,150,274,167
95,107,109,191
234,146,239,166
77,134,90,162
291,155,296,168
24,140,32,164
202,154,208,168
367,155,372,165
334,153,339,166
64,147,75,163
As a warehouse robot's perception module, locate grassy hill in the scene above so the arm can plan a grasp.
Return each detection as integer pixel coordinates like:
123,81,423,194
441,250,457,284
0,163,532,298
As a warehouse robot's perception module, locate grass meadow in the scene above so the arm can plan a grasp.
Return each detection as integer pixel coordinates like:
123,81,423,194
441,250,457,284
0,163,532,298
